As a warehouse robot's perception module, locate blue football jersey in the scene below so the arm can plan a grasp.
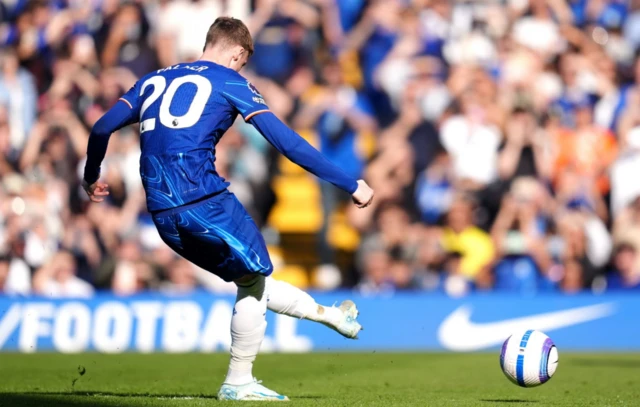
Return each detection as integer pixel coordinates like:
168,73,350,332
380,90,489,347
119,61,270,212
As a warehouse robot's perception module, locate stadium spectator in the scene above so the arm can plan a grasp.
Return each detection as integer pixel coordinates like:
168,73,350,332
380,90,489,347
357,244,393,294
611,89,640,216
295,59,375,264
111,239,154,295
33,250,93,298
414,149,453,225
0,48,37,156
551,97,618,200
491,178,554,293
100,2,157,77
359,204,418,264
0,255,30,295
439,70,502,189
0,258,9,293
497,107,551,182
160,258,198,294
607,242,640,290
440,195,494,288
156,0,250,67
613,197,640,272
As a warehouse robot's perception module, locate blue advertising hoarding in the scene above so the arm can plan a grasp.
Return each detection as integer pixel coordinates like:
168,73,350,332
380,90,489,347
0,292,637,353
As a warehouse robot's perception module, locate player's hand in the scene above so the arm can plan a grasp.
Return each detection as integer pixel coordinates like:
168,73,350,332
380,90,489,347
352,179,374,209
82,180,109,203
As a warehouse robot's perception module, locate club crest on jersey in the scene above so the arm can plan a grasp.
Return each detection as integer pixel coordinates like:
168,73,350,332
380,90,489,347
248,81,266,104
247,81,262,96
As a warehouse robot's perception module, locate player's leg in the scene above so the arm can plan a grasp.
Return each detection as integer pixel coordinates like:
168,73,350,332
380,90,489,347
217,274,288,401
164,194,287,401
205,193,362,338
225,274,267,386
158,192,360,399
265,277,362,339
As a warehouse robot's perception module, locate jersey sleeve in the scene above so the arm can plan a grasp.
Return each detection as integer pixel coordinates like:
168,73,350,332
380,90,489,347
83,92,141,184
249,112,358,194
118,80,143,116
221,75,270,121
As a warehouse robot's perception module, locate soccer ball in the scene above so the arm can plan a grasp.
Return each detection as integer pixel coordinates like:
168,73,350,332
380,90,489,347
499,330,559,387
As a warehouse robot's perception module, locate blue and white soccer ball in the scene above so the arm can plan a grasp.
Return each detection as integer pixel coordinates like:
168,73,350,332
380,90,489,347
500,330,559,387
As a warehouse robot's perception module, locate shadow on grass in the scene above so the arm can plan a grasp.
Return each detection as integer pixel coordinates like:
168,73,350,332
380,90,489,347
481,399,537,404
571,359,640,368
0,391,322,406
0,391,217,407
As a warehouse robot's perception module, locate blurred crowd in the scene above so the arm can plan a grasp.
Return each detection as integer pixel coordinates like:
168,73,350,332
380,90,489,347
1,0,640,297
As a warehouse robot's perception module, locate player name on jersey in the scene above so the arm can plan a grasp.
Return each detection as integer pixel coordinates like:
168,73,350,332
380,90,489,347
157,64,209,74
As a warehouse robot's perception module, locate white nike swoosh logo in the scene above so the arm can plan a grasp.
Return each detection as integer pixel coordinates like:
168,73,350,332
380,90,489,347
437,302,616,351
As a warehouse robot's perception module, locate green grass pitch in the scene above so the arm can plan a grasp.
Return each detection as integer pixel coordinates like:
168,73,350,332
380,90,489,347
0,353,638,406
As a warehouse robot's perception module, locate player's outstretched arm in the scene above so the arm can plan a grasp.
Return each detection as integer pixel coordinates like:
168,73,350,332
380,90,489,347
83,100,138,202
249,112,373,208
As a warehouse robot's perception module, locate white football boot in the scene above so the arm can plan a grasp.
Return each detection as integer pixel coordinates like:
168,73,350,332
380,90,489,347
321,300,362,339
218,378,289,401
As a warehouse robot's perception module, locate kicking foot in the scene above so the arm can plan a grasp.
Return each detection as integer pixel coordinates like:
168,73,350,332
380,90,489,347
218,378,289,401
321,300,362,339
